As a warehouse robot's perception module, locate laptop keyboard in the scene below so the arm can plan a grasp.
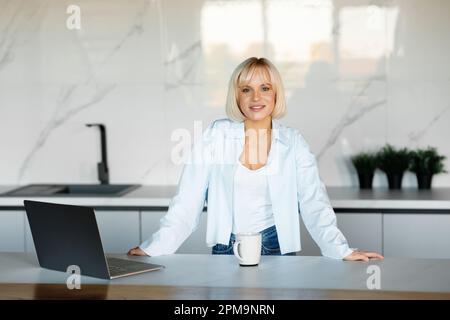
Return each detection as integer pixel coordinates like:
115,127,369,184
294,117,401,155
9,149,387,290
106,257,162,278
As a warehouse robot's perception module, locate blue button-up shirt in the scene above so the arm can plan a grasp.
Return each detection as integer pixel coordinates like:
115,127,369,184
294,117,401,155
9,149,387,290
140,118,354,259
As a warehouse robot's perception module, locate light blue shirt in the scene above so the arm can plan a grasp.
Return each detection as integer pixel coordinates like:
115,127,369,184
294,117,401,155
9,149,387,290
140,118,354,259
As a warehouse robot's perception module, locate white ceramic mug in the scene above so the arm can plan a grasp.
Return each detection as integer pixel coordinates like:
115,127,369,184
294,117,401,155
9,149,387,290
233,232,262,266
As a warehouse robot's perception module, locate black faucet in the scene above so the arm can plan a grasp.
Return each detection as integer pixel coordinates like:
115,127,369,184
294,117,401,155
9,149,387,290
86,123,109,184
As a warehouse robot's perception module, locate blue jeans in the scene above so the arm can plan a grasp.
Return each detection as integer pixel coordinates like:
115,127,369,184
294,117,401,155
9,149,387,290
211,225,296,256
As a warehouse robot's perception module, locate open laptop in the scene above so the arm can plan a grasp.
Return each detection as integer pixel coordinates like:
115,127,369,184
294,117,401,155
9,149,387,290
24,200,163,279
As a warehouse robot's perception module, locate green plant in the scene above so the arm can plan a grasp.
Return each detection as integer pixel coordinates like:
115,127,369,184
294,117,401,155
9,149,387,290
351,152,378,174
409,147,447,175
376,144,410,174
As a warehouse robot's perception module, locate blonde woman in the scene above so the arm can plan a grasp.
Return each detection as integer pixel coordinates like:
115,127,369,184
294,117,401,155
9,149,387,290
129,57,383,262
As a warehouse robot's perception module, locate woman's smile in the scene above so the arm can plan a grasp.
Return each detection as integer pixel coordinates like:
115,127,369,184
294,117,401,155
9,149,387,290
249,104,266,112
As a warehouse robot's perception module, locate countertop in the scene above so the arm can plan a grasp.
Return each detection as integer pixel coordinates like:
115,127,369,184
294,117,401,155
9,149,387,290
1,185,450,210
0,253,449,299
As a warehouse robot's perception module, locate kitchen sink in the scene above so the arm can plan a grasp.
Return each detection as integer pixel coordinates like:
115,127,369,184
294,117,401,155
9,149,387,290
0,184,140,197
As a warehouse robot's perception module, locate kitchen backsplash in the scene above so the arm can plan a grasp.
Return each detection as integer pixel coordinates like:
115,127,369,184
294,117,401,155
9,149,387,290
1,0,449,187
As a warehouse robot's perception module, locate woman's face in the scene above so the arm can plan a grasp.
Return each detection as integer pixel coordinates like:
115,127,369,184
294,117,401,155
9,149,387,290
237,69,276,122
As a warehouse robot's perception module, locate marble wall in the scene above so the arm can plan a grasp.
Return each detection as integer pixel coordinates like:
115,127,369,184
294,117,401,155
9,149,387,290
1,0,449,187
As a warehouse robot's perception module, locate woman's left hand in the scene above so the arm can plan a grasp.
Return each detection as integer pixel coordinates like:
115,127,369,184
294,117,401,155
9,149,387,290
343,250,384,262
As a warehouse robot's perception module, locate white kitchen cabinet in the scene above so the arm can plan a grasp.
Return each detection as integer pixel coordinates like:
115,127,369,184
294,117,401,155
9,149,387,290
94,210,140,254
337,213,382,253
0,211,25,252
141,210,210,254
298,213,382,256
384,214,450,259
298,216,320,256
4,205,450,260
25,214,36,253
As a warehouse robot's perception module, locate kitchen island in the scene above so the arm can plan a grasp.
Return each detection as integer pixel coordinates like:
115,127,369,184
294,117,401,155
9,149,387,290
0,253,449,299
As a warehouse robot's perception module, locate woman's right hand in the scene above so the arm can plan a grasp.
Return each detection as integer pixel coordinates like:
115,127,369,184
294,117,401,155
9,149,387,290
127,246,149,256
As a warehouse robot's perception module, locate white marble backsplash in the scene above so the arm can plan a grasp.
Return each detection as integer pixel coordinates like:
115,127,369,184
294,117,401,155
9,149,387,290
0,0,449,188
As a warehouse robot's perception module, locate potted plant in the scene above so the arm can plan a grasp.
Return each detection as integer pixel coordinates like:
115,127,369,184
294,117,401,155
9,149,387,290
409,147,447,189
351,152,378,189
376,144,410,190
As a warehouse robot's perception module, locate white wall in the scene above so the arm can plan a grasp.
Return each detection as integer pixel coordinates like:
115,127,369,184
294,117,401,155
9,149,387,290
0,0,449,187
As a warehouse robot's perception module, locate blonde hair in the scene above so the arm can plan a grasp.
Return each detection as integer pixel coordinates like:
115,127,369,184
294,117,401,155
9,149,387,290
226,57,286,122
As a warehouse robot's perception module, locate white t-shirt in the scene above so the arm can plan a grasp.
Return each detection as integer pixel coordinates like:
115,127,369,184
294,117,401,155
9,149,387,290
232,160,275,234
